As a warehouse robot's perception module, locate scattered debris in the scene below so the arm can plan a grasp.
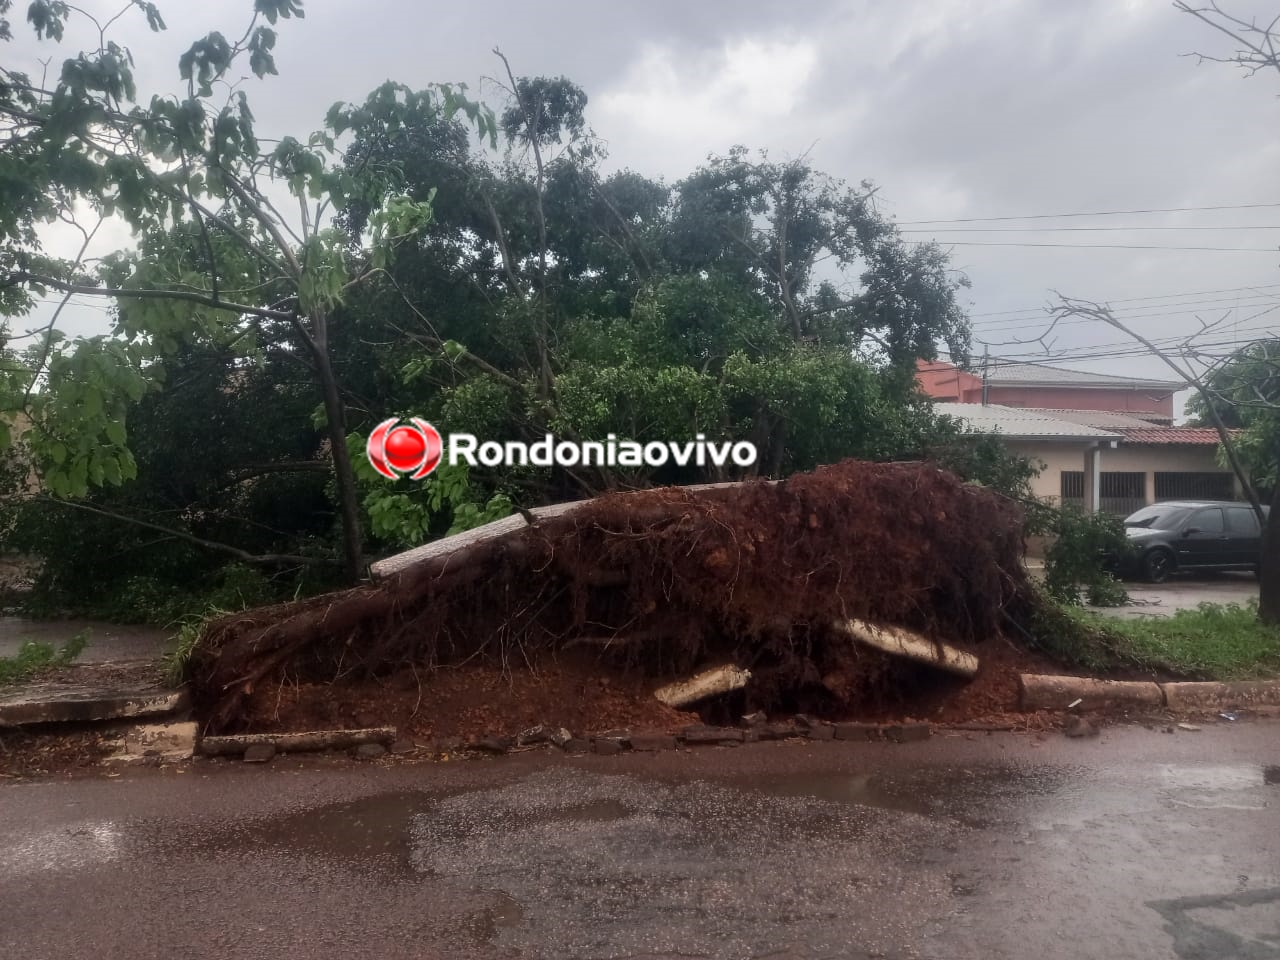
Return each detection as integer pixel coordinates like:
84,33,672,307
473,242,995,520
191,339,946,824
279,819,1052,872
105,721,196,764
628,732,678,751
885,723,931,743
470,736,514,755
243,743,275,763
833,722,881,742
1064,716,1100,738
1176,723,1201,732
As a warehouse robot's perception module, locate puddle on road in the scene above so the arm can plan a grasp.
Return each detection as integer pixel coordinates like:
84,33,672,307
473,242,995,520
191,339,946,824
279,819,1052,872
732,771,931,816
733,763,1073,827
537,798,631,823
1158,763,1275,810
188,790,431,875
187,790,632,878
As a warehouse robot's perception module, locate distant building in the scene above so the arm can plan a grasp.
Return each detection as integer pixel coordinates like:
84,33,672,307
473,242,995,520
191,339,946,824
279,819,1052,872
917,359,1181,424
934,402,1238,515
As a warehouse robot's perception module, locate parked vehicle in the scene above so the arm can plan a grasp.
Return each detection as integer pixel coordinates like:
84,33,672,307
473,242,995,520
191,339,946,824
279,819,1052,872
1120,500,1270,583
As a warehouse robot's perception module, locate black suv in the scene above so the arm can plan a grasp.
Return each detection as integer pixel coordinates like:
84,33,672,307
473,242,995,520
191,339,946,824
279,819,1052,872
1121,500,1269,583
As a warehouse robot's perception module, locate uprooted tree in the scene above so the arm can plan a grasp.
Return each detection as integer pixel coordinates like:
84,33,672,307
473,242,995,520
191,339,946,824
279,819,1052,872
191,460,1036,732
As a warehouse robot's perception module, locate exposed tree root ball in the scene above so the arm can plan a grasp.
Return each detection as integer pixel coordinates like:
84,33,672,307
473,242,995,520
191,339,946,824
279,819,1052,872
190,460,1036,732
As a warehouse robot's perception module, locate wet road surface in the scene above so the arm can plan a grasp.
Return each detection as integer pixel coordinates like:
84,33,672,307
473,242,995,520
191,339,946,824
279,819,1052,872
2,723,1278,959
1088,573,1258,620
0,617,169,662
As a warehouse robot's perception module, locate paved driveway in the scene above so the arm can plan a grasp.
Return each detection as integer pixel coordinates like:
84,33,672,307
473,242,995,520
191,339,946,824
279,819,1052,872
1093,572,1259,619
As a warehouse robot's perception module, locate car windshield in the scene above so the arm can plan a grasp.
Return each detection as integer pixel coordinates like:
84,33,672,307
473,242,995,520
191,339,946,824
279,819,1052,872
1123,505,1189,529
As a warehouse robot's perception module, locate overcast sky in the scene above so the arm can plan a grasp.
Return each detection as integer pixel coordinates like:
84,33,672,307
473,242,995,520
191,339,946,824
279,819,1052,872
13,0,1280,402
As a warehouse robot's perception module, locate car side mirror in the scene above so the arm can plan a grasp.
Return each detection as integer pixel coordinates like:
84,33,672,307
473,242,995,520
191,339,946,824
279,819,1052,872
1182,527,1201,537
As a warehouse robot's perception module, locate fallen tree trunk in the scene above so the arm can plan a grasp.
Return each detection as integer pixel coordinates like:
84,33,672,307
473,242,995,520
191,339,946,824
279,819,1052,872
199,726,397,756
836,619,979,678
654,665,752,708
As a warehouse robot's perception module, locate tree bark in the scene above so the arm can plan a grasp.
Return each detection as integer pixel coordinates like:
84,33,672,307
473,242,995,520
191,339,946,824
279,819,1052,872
1260,474,1280,626
307,310,364,583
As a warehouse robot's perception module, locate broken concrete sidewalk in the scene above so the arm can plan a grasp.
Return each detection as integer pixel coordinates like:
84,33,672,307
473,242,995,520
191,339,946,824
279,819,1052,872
0,662,188,728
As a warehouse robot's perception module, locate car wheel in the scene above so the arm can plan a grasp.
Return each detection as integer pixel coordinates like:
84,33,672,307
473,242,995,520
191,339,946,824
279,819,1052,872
1143,549,1174,584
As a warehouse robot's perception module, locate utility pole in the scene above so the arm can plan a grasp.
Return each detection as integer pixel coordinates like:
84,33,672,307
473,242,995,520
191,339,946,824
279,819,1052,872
981,344,990,405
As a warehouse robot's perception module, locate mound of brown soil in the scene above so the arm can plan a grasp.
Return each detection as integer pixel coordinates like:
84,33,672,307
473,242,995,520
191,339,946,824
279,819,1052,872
192,460,1039,733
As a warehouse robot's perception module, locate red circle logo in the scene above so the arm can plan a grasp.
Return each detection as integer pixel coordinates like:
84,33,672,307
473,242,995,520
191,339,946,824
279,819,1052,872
366,418,442,479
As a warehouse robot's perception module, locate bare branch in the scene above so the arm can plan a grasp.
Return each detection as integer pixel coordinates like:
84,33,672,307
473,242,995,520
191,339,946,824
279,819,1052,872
1050,292,1266,521
35,496,331,567
3,273,296,322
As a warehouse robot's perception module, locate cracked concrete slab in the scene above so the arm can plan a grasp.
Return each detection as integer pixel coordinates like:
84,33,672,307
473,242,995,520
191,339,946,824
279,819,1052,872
0,664,188,728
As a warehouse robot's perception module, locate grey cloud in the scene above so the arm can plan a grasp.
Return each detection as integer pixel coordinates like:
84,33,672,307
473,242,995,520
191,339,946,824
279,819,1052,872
12,0,1280,388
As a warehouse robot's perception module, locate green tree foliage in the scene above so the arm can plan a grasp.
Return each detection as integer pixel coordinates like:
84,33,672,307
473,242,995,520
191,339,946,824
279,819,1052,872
1186,339,1280,487
2,16,1009,619
0,1,496,581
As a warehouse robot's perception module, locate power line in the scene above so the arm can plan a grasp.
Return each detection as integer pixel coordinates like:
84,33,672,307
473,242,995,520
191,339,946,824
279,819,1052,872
904,225,1280,233
971,294,1280,332
966,281,1280,318
982,306,1280,352
936,240,1280,252
978,321,1280,364
898,201,1280,225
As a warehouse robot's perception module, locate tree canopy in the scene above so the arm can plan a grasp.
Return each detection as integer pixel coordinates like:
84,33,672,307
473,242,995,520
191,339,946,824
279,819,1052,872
0,1,993,618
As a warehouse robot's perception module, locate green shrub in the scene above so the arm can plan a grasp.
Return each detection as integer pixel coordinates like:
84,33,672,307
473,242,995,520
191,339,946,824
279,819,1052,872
1040,506,1130,607
0,629,88,686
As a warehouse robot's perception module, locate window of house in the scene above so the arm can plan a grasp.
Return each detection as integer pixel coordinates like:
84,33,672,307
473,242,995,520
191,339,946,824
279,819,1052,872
1154,472,1234,501
1099,472,1145,516
1060,471,1084,505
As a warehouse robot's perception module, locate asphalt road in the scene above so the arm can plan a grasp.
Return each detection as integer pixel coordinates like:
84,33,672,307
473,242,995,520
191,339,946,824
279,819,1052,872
2,723,1278,960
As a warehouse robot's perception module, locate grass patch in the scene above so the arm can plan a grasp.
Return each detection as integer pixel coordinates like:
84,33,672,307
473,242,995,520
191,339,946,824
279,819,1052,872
162,616,214,686
1058,602,1280,680
0,630,89,686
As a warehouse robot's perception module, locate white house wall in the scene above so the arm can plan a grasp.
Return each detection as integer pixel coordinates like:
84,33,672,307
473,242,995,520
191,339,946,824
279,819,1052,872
1002,440,1235,506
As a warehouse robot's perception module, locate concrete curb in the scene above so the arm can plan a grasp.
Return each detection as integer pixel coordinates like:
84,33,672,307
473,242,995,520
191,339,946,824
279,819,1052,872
1162,681,1280,711
199,726,397,756
1020,675,1163,711
1019,674,1280,712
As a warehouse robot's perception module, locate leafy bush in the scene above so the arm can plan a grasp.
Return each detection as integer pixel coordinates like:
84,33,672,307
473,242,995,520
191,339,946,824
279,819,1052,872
1037,505,1130,607
0,629,88,686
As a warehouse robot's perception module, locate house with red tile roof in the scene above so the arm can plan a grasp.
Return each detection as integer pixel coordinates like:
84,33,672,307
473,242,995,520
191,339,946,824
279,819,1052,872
918,358,1181,423
934,401,1239,515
